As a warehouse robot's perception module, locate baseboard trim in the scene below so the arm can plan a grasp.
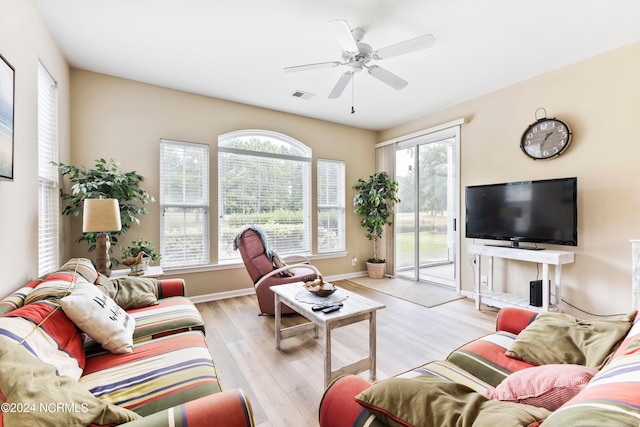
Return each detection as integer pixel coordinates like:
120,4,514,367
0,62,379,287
189,288,255,304
188,271,368,304
460,290,474,299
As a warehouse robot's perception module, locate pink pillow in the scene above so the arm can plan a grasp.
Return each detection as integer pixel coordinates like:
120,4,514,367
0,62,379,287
485,364,598,411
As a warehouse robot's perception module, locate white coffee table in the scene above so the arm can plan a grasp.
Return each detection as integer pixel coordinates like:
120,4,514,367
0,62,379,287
272,282,385,387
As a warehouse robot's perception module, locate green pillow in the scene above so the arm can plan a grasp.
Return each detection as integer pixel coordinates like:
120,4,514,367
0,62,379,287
96,275,158,309
0,336,140,426
355,375,550,427
505,312,634,369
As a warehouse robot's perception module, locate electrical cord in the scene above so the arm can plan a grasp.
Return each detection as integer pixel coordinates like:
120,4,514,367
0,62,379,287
558,296,626,318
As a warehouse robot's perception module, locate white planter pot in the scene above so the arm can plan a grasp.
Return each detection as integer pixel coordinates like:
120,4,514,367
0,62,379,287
366,262,386,279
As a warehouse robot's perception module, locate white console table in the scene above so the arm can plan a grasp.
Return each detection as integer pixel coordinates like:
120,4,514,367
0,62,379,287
468,244,574,312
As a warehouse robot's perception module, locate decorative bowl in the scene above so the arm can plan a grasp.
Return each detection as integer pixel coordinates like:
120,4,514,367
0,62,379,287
310,288,336,297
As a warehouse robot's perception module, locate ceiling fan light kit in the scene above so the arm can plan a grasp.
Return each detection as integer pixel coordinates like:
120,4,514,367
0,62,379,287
284,19,436,109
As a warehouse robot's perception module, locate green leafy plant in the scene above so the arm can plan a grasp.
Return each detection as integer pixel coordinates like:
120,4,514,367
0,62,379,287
353,171,401,263
55,158,155,258
122,238,161,263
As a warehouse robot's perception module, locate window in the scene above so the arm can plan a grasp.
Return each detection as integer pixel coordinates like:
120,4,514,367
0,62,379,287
37,62,59,276
317,159,345,253
159,139,209,268
218,130,311,260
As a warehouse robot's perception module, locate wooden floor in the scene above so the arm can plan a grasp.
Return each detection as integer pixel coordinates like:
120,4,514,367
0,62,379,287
196,280,499,427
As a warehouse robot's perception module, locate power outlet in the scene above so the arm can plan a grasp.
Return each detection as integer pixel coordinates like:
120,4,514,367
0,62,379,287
480,275,488,286
351,257,358,266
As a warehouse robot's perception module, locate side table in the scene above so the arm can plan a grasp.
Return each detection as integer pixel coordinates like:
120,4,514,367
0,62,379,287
109,266,164,279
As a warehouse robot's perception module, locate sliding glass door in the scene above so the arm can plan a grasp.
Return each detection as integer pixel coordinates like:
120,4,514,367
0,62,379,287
395,127,460,289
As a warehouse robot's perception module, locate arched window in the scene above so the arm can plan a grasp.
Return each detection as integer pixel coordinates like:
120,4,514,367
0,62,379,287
218,130,311,260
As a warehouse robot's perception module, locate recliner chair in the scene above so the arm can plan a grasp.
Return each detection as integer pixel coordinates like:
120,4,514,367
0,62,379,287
234,227,321,315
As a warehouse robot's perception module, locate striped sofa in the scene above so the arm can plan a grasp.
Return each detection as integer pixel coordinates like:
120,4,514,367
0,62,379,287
319,307,640,427
0,259,254,427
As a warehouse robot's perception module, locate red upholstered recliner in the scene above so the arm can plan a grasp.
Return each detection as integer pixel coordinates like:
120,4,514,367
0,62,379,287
235,227,321,315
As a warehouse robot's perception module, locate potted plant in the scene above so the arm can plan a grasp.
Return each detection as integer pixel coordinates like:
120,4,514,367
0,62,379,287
122,238,161,271
55,158,155,266
353,171,400,278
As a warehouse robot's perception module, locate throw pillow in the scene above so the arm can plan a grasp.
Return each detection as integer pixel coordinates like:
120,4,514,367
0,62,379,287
59,281,135,354
505,311,635,369
0,336,140,426
485,364,598,411
272,251,294,277
355,375,550,427
0,301,85,380
96,274,158,309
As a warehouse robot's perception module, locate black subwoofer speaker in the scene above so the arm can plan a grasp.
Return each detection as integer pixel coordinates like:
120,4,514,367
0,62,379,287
530,280,543,307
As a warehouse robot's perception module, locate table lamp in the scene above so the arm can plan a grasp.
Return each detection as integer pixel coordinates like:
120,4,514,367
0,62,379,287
82,198,122,276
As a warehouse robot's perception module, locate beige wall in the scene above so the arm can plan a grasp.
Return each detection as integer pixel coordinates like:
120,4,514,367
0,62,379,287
69,70,378,297
0,0,70,296
4,1,639,317
381,42,640,317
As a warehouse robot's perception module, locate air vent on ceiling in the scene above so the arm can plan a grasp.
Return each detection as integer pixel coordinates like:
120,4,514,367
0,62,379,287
291,90,315,100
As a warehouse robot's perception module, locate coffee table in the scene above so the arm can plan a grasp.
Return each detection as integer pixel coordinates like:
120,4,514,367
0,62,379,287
272,282,386,387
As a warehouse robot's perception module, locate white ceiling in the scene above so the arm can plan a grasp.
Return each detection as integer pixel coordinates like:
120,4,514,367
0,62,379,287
34,0,640,131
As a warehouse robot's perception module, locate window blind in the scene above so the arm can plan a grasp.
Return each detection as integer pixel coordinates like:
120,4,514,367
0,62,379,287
37,62,59,276
159,139,209,268
217,131,312,260
317,159,345,253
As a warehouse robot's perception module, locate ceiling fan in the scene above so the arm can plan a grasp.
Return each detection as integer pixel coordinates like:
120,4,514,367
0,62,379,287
284,20,436,100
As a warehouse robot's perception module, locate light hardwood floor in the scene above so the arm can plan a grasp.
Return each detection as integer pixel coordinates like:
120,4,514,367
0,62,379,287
196,280,499,427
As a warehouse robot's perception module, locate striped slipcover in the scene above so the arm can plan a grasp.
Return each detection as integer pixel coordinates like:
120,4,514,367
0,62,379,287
541,314,640,426
319,309,549,427
320,360,499,427
445,331,537,387
0,282,38,315
397,360,493,394
0,300,86,380
59,258,100,283
127,297,205,342
80,331,221,416
0,261,256,426
83,296,206,356
118,391,254,427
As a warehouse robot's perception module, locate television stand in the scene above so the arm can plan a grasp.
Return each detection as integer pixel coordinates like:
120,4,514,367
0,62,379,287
487,243,545,251
468,244,575,312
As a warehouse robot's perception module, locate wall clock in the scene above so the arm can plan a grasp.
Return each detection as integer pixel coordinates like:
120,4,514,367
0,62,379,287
520,110,572,160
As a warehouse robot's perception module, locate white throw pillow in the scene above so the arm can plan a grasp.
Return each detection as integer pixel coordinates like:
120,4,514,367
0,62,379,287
59,281,135,354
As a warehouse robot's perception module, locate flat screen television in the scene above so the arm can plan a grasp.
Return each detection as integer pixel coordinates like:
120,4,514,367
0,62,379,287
465,177,577,248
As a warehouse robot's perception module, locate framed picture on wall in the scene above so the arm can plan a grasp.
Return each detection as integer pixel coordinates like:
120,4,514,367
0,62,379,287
0,53,15,181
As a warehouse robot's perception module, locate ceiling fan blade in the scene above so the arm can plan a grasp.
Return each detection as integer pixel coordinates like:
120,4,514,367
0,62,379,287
368,65,408,90
328,71,353,99
373,34,436,60
284,61,342,73
328,19,359,55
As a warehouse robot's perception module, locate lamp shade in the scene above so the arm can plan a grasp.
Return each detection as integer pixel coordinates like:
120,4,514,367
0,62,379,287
82,198,122,232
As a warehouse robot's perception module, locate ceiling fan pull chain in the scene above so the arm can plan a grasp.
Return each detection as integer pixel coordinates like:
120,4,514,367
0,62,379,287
351,73,356,114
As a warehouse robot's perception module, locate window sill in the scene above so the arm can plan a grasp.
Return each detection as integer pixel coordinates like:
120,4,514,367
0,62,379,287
163,251,348,276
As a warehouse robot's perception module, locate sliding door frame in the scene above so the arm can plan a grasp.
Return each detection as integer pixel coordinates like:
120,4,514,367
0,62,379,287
378,120,462,293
